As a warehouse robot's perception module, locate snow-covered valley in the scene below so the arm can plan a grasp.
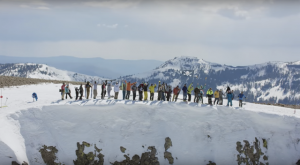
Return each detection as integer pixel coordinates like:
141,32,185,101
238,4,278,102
0,83,299,165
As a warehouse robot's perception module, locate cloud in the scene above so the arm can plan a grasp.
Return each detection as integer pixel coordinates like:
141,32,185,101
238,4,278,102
19,4,50,10
97,24,119,28
36,6,50,10
218,7,250,20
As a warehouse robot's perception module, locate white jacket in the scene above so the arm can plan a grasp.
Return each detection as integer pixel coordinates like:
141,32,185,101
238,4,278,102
114,83,120,92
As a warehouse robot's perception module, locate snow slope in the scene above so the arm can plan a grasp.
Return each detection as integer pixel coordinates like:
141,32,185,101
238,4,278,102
0,63,107,82
0,84,300,165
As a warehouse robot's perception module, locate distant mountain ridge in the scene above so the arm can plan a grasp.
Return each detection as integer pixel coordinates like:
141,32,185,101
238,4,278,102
0,63,106,82
120,56,300,104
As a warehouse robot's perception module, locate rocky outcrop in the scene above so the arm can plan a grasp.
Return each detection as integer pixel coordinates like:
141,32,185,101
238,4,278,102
120,146,126,153
73,141,104,165
11,161,28,165
39,145,63,165
164,137,174,164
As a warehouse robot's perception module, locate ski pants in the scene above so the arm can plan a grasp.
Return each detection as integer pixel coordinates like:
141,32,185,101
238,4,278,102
208,96,212,105
227,99,232,106
239,100,243,107
75,92,79,100
133,92,137,100
167,93,171,101
61,90,65,100
114,92,119,99
93,89,97,99
162,92,165,101
144,91,148,100
172,94,178,102
150,93,154,101
66,92,72,99
101,90,106,99
200,95,203,104
139,91,143,101
107,90,111,98
219,98,223,105
194,96,200,103
123,91,126,100
183,92,187,101
158,91,162,100
214,98,219,105
79,92,83,100
126,91,130,99
188,94,191,102
86,89,90,99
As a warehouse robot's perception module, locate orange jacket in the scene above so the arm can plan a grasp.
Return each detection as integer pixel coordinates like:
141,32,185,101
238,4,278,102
126,81,136,91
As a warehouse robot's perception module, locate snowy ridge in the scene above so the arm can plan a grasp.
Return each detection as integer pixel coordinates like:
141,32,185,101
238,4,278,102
0,63,107,82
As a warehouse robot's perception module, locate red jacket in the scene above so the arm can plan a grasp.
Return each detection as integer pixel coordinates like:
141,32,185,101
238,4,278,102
173,87,180,95
61,84,65,90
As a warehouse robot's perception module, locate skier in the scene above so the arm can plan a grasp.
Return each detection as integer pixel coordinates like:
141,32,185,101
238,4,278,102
194,86,200,103
65,83,73,99
93,81,99,99
132,83,137,100
187,83,194,102
143,82,149,101
86,82,92,99
32,92,38,101
182,84,188,101
101,81,107,99
219,89,224,105
138,84,143,101
114,81,120,99
79,84,83,100
107,81,112,99
214,90,220,105
206,88,213,105
227,91,233,106
149,84,156,101
166,85,172,101
61,82,65,100
121,80,127,100
238,92,246,107
172,86,180,102
75,87,79,100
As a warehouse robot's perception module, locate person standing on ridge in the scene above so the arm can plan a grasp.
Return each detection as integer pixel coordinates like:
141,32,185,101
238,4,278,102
132,83,137,101
231,90,235,100
206,88,213,105
143,82,149,101
238,91,246,107
121,80,127,100
65,83,73,99
227,90,233,106
114,81,120,99
194,86,200,103
61,82,65,100
79,84,83,100
219,89,224,105
93,81,99,99
149,83,156,101
187,83,194,102
101,81,107,99
214,89,220,105
138,84,143,101
172,86,180,102
166,85,172,101
86,82,92,99
75,87,79,100
157,81,161,100
182,84,188,101
107,81,112,99
125,81,136,100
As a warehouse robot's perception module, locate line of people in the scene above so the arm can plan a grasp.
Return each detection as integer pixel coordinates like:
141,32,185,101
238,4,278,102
60,80,247,107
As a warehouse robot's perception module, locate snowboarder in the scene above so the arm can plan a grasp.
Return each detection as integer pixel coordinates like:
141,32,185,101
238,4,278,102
238,92,246,107
61,82,65,100
227,91,233,106
206,88,213,105
182,84,188,101
114,82,120,99
107,81,112,99
132,83,137,100
93,81,99,99
79,84,83,100
149,84,156,101
75,87,79,100
143,82,149,101
32,92,38,101
172,86,180,102
187,83,194,102
86,82,92,99
214,90,220,105
65,84,73,99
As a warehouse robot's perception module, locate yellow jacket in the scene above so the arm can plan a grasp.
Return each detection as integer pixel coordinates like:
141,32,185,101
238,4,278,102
207,89,213,95
187,83,194,94
214,91,219,98
149,84,156,93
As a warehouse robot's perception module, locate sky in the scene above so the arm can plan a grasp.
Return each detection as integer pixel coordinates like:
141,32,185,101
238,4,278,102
0,0,300,66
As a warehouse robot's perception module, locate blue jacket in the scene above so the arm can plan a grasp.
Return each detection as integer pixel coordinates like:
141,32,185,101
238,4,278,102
32,93,38,99
227,93,233,101
182,86,188,93
238,94,246,100
65,86,69,93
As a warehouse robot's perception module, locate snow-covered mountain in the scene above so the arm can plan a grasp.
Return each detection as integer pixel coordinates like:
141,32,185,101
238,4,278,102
120,56,300,104
0,63,107,82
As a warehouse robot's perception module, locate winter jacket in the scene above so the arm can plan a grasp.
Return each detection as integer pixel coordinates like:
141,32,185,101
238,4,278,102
226,87,231,93
187,84,194,94
194,88,200,96
79,86,83,94
143,84,149,92
206,89,213,97
219,91,224,99
132,85,137,92
121,82,126,91
214,91,219,98
61,84,65,91
126,81,136,91
238,94,246,100
149,84,156,93
107,83,112,91
182,86,188,93
227,93,233,101
173,87,180,95
65,85,70,93
93,82,98,90
114,83,120,92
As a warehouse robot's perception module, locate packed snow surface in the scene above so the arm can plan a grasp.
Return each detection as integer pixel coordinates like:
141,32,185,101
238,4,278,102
0,83,299,165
